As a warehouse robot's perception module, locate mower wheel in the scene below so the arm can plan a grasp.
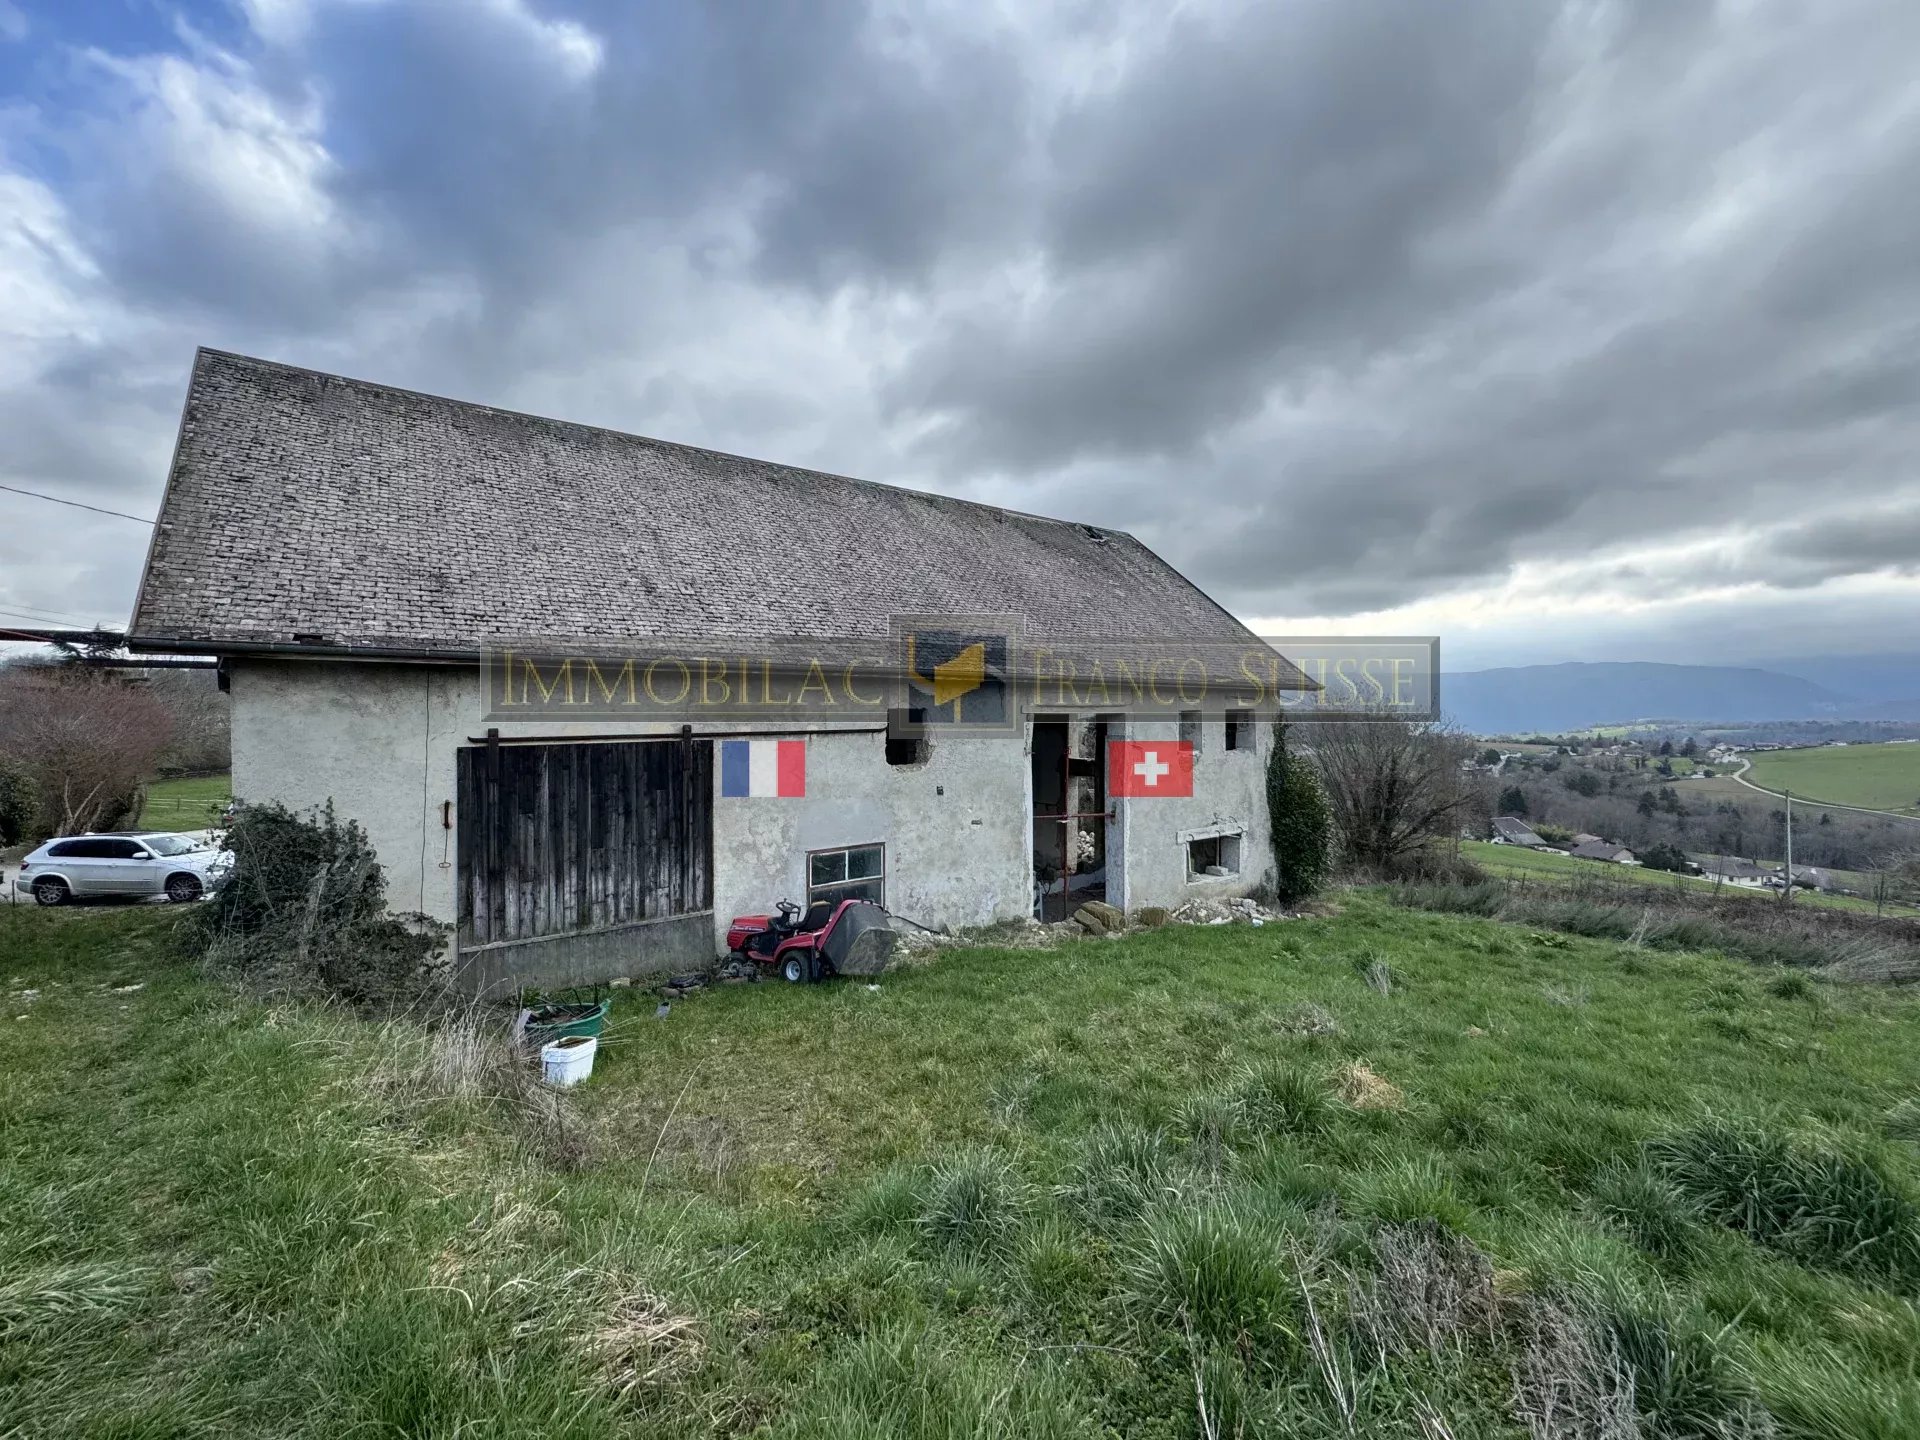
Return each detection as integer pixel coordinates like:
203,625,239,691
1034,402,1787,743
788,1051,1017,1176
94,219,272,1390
781,952,810,984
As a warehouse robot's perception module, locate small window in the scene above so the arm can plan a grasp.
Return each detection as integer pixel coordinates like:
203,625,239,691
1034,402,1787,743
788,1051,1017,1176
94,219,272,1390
46,840,86,858
1186,832,1242,880
102,839,146,859
1179,710,1203,754
1225,711,1252,751
886,708,930,767
808,842,886,907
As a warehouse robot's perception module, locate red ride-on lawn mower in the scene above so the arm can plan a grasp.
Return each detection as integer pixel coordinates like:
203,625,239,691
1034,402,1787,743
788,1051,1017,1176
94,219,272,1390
725,898,897,983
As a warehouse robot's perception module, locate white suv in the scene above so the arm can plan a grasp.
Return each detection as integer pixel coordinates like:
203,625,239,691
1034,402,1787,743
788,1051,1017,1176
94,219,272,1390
14,832,233,906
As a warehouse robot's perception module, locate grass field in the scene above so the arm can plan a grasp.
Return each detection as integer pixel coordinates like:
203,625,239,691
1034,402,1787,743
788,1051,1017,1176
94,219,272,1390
6,898,1920,1436
1741,745,1920,816
134,773,231,831
1462,840,1892,914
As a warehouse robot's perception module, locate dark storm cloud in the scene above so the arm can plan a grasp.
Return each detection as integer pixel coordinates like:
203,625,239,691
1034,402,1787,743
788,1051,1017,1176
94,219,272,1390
889,2,1553,467
5,0,1920,654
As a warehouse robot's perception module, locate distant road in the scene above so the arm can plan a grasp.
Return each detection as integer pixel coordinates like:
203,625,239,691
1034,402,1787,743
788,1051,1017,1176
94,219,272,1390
1722,757,1920,823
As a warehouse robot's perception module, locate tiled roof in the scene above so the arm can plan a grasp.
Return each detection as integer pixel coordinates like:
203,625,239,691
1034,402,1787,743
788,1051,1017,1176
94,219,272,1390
131,350,1288,666
1570,840,1631,860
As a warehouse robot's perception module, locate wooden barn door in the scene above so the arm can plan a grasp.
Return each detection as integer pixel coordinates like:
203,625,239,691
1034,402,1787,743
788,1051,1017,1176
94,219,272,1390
457,738,713,948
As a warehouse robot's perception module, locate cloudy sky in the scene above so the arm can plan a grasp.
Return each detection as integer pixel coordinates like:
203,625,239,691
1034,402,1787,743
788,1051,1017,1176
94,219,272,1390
2,0,1917,669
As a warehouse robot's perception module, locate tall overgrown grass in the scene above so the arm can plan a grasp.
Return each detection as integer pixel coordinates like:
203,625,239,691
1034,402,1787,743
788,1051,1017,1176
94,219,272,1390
1392,872,1920,981
7,889,1920,1435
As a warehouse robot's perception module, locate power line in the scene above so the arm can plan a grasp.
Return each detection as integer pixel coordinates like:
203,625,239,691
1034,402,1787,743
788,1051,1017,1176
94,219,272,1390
0,599,101,624
0,482,154,524
0,609,112,631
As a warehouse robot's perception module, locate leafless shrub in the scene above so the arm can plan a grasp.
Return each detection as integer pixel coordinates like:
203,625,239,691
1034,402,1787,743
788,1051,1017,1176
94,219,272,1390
1509,1296,1641,1440
1298,713,1479,872
1346,1222,1499,1361
0,666,173,836
143,668,230,775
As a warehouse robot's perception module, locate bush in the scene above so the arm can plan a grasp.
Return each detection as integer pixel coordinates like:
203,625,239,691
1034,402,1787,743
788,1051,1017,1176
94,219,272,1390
190,800,449,1007
1267,725,1334,904
0,759,36,846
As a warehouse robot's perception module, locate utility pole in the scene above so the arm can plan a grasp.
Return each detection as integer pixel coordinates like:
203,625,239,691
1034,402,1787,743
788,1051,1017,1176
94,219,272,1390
1781,787,1794,905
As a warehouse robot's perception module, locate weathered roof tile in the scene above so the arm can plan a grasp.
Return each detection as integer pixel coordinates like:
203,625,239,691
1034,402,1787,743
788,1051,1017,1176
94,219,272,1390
132,350,1270,658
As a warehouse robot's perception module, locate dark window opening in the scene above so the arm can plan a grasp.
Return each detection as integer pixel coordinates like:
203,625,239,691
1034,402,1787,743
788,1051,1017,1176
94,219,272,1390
886,707,931,767
809,843,885,907
1186,832,1242,880
1179,710,1203,754
1225,711,1252,751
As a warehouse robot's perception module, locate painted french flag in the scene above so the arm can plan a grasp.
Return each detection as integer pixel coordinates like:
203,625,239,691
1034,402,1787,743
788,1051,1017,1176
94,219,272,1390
720,739,807,798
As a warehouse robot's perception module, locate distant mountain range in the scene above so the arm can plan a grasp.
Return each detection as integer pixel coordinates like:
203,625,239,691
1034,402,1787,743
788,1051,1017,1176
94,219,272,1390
1443,657,1920,734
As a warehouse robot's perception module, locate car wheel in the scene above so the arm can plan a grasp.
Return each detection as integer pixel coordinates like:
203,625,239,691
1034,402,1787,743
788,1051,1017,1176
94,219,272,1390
781,953,809,984
33,877,68,907
165,873,203,904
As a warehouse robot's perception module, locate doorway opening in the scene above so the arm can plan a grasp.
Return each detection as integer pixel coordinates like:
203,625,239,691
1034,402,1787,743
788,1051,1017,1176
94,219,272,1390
1031,715,1110,922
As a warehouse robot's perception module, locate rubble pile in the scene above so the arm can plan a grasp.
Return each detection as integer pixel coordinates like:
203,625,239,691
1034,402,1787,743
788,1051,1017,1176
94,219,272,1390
1168,896,1283,927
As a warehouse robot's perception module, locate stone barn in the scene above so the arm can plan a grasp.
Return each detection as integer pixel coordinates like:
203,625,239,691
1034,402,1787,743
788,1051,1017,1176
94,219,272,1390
130,350,1313,994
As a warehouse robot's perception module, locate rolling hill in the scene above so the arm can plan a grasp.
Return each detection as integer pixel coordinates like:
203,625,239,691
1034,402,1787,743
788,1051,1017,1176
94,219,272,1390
1443,660,1853,734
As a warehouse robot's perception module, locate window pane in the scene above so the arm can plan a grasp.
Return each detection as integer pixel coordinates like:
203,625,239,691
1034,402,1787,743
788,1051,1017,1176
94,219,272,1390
811,877,883,906
847,845,883,880
107,840,143,859
48,841,80,858
810,852,846,887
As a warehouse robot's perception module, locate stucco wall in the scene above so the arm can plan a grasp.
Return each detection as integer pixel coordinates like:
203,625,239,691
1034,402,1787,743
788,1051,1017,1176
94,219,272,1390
1111,715,1273,911
229,659,1037,956
710,727,1031,938
229,660,1274,979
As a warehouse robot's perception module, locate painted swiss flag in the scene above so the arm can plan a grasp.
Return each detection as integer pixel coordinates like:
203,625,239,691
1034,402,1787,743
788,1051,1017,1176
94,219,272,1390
1110,739,1194,798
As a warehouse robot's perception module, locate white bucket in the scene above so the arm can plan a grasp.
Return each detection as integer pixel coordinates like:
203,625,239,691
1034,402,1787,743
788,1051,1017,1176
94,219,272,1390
541,1034,597,1087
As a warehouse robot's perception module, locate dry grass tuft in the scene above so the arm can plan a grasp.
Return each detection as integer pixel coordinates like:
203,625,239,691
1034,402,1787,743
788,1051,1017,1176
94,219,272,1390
361,1010,596,1170
1508,1295,1641,1440
592,1287,706,1397
1339,1061,1404,1111
1346,1222,1497,1360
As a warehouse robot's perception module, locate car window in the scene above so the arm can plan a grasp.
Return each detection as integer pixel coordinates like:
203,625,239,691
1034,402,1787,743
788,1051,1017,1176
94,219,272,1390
46,840,86,858
101,839,147,860
142,834,197,857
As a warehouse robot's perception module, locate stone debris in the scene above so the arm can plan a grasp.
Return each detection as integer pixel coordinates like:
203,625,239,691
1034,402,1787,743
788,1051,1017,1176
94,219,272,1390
1168,896,1284,926
1070,899,1125,935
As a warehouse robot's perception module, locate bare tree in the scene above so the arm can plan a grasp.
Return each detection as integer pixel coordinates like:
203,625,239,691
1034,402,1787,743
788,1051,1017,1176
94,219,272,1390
0,668,174,837
1871,847,1920,916
1299,713,1478,872
145,669,231,774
